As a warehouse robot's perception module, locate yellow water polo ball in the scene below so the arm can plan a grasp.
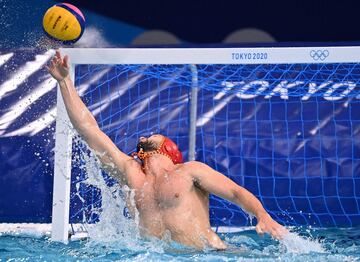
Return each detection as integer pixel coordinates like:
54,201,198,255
43,3,85,44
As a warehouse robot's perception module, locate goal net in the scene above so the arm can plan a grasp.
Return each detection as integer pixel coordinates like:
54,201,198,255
52,47,360,241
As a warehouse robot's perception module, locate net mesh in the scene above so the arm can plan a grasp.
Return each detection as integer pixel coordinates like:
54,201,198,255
69,63,360,228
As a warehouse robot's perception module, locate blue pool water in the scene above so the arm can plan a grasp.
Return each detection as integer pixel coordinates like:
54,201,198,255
1,227,360,261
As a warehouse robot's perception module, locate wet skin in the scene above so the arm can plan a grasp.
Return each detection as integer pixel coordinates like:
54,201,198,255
126,135,226,249
47,51,288,250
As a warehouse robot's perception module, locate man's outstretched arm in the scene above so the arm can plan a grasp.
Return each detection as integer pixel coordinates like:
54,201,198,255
187,161,288,240
46,51,143,187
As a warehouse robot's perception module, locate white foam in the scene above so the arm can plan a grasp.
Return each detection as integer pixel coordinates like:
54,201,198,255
279,231,325,254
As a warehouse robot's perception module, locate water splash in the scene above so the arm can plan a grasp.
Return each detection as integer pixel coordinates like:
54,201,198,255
73,136,168,253
74,27,112,48
224,227,325,257
279,231,325,254
71,136,327,256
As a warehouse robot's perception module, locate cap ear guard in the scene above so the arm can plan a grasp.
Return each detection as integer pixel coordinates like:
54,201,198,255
159,137,183,164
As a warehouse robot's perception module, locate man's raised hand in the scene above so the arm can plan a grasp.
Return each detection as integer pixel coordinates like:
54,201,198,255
46,50,69,82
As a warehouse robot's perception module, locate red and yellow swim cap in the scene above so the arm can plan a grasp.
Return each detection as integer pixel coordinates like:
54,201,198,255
136,136,183,165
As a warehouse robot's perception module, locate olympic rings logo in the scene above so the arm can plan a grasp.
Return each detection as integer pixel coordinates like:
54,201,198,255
310,50,329,61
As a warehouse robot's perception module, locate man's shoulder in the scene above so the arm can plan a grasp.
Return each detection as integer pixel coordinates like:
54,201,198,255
177,161,208,172
120,157,146,188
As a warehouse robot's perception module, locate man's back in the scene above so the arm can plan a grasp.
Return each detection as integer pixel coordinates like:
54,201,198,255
131,163,227,250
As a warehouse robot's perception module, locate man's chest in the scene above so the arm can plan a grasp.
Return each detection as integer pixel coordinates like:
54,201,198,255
136,173,192,210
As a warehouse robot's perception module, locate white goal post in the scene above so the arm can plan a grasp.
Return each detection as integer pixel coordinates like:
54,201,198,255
52,46,360,242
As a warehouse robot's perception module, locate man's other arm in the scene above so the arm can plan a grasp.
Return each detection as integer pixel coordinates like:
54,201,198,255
187,161,288,239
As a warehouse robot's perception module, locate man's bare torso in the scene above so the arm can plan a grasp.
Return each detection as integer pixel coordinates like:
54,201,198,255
49,52,287,248
129,164,227,250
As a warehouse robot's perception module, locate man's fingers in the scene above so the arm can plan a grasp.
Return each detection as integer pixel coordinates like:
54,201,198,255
255,225,264,236
63,55,69,68
272,228,283,240
55,50,61,59
51,58,59,66
256,225,283,240
271,226,288,240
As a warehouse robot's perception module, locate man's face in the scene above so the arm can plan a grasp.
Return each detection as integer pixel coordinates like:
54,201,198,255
137,134,164,152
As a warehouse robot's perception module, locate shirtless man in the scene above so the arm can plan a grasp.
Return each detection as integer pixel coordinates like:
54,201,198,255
47,51,287,250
